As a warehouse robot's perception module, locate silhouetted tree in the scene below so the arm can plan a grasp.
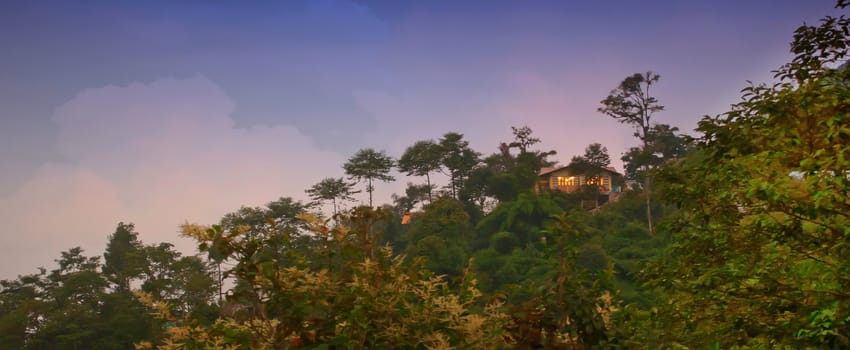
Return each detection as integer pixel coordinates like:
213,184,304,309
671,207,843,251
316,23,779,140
343,148,395,207
398,140,443,203
599,71,664,233
306,177,359,216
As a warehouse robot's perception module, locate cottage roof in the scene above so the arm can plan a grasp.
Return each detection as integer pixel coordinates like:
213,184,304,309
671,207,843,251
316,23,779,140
538,164,621,177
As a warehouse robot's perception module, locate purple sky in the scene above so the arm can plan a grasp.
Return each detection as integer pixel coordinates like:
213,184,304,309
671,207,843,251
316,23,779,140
0,0,841,279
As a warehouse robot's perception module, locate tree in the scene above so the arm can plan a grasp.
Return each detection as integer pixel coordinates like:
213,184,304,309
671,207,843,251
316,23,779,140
391,182,432,214
0,271,50,349
508,125,541,153
140,243,217,321
219,197,307,238
102,222,144,292
467,126,556,205
343,148,395,207
305,177,359,216
599,71,664,233
35,248,114,349
598,71,663,143
574,142,611,169
568,142,612,186
1,247,158,350
438,132,480,199
168,208,508,349
397,140,443,203
620,124,690,183
215,197,309,308
474,192,569,251
505,126,557,192
638,3,850,347
619,146,655,183
646,123,689,160
404,197,473,278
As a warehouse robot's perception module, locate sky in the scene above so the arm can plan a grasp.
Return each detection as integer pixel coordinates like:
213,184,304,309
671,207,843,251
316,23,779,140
0,0,842,279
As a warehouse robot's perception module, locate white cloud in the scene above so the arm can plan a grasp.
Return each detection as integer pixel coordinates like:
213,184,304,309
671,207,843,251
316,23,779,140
0,76,345,279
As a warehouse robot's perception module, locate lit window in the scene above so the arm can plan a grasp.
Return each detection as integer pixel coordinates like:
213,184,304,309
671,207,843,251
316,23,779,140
555,176,575,187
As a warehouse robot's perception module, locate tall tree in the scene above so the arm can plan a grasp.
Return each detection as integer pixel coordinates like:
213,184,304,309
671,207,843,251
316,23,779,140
599,71,664,233
102,222,144,292
306,177,359,216
439,132,480,199
397,140,443,203
343,148,395,207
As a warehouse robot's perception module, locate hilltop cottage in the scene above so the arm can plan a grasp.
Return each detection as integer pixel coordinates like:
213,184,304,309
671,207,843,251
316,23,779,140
537,165,623,207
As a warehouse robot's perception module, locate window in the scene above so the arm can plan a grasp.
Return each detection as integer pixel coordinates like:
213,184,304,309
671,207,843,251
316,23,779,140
555,176,576,187
583,175,612,192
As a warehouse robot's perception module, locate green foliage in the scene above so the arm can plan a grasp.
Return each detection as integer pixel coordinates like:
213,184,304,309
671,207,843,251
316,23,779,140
505,126,557,192
404,197,473,278
0,247,165,350
620,124,691,182
501,213,617,349
140,243,218,321
439,132,481,199
576,243,609,272
573,142,611,169
490,231,520,254
159,208,509,349
391,182,432,214
103,222,145,292
471,126,556,204
475,192,569,251
635,3,850,347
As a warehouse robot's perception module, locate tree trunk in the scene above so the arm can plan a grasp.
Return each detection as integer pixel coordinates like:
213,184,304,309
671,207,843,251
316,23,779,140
645,173,653,235
451,174,457,199
426,173,433,203
642,135,654,235
368,177,373,207
218,263,223,309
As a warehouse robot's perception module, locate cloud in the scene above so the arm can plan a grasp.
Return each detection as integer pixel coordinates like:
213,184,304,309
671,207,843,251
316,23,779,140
0,76,345,279
0,164,124,277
